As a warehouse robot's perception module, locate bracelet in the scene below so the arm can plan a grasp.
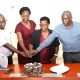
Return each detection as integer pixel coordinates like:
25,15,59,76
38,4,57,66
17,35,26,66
54,54,58,57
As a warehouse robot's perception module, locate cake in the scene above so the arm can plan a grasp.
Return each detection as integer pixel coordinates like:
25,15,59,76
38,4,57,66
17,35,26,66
24,62,43,76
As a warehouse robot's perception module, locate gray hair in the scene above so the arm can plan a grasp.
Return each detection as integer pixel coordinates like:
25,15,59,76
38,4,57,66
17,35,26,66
62,10,72,18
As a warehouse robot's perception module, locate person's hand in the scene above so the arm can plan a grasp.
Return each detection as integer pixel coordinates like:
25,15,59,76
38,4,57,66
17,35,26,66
19,52,27,57
50,55,57,64
24,50,30,57
29,50,38,57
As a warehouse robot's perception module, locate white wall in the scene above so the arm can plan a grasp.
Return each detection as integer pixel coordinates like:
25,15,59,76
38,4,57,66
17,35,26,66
0,0,80,31
0,0,80,64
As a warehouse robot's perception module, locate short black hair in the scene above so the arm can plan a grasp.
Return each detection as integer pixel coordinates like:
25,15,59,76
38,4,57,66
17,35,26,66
19,7,31,15
40,16,50,24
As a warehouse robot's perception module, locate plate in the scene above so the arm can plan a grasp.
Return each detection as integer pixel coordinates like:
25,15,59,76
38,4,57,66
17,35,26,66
50,64,69,74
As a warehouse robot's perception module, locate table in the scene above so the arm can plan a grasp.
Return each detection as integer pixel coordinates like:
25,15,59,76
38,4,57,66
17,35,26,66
0,63,80,80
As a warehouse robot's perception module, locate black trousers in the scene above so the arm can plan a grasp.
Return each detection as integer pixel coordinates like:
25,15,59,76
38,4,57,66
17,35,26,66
63,52,80,63
8,55,13,64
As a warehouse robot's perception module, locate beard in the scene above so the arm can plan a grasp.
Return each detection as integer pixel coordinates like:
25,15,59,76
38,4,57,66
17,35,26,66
63,23,69,26
63,20,72,26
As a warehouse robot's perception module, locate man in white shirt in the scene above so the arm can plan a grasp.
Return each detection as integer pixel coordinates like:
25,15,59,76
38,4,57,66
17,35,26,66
0,13,27,67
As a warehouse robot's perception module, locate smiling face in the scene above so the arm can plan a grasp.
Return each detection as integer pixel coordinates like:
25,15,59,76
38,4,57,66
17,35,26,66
61,11,72,27
0,14,6,29
21,11,30,23
40,20,49,32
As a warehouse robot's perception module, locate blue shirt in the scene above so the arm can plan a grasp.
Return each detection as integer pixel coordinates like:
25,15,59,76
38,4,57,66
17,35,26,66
37,21,80,52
